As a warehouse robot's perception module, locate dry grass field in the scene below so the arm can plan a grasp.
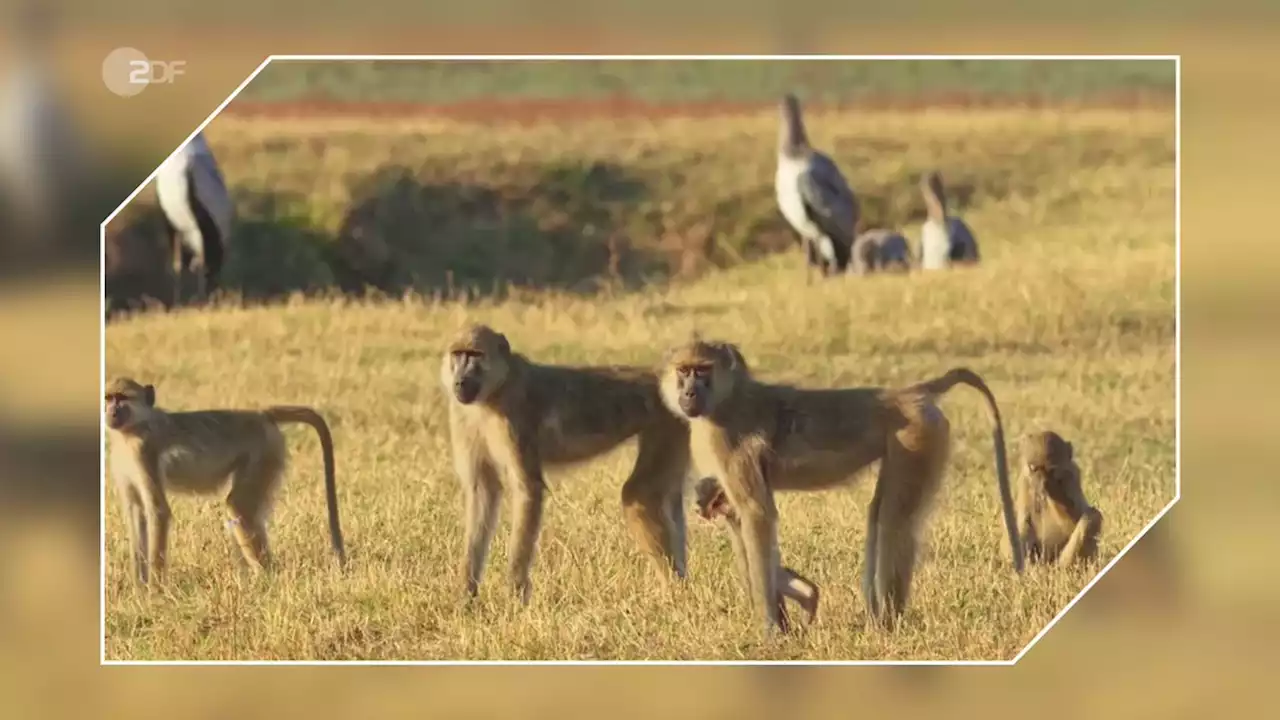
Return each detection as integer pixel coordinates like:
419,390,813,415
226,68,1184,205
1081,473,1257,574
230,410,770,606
102,103,1175,661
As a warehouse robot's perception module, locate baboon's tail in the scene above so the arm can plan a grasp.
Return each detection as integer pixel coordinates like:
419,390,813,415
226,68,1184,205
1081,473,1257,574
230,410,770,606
265,406,346,567
911,368,1025,574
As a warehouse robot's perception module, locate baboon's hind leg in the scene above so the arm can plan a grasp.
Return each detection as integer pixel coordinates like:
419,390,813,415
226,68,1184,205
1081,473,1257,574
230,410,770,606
870,415,948,628
861,474,886,622
225,450,284,572
461,462,502,597
621,428,690,579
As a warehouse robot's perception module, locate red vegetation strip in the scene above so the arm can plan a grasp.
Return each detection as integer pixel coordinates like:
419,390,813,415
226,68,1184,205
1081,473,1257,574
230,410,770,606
222,90,1173,123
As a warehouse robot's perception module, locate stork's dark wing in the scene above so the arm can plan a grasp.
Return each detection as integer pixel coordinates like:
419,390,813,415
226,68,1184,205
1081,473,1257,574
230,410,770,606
797,152,858,269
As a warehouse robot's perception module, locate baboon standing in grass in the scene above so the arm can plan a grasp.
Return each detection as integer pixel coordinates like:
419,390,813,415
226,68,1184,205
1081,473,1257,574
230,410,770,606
441,324,691,604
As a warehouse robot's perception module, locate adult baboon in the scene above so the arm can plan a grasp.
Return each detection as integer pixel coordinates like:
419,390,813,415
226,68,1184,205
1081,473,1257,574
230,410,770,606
660,338,1023,632
441,324,690,603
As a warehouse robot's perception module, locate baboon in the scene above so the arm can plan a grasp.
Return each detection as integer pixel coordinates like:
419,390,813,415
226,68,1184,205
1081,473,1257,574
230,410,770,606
103,378,345,584
441,324,690,604
1002,431,1103,567
693,476,819,630
919,171,979,270
660,339,1023,632
851,229,912,275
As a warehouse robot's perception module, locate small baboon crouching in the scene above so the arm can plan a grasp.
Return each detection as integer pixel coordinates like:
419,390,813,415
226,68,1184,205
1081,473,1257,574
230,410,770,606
693,476,819,630
104,378,345,584
1003,431,1103,567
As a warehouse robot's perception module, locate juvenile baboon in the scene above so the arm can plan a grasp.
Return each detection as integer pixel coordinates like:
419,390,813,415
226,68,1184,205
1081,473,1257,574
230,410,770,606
660,339,1023,632
441,324,690,604
851,229,912,275
104,378,345,584
1002,431,1103,567
693,476,819,630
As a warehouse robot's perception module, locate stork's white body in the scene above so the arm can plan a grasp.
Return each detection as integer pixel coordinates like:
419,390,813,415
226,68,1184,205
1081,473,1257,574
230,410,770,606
775,156,836,265
155,134,233,258
921,216,978,271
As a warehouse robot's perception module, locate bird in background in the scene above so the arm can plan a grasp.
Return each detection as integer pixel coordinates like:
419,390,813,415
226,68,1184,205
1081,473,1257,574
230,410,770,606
155,131,235,306
919,170,979,271
775,92,860,283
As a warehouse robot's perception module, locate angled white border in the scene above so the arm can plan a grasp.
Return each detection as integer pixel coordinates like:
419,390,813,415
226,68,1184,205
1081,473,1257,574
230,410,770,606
99,53,1181,667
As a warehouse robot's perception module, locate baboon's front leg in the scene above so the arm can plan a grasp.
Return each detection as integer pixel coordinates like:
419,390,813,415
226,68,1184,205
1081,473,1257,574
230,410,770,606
506,453,546,605
459,457,502,598
1058,507,1103,567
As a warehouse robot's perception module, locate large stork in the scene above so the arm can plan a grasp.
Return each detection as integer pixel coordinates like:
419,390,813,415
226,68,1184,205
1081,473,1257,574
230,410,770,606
775,93,859,282
155,132,234,305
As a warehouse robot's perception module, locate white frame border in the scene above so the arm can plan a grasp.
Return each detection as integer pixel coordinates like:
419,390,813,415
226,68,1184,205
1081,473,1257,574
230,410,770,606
99,53,1181,667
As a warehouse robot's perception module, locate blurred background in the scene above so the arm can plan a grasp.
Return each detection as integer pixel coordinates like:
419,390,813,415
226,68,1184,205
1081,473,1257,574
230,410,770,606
0,0,1271,715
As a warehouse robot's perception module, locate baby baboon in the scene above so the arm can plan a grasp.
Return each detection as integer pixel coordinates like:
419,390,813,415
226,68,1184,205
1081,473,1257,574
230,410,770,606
441,324,690,604
103,378,345,584
661,339,1022,632
694,476,819,630
1003,431,1103,567
851,229,912,276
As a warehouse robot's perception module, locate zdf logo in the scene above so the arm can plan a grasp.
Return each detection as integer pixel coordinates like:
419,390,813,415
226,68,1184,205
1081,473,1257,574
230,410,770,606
102,47,186,98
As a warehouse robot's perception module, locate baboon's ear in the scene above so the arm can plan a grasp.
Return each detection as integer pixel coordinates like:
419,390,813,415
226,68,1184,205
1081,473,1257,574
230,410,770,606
495,332,510,357
1065,441,1074,460
143,385,156,406
720,343,748,373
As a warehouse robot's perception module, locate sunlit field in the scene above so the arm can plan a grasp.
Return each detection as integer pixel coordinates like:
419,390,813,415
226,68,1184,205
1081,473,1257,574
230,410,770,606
103,97,1175,661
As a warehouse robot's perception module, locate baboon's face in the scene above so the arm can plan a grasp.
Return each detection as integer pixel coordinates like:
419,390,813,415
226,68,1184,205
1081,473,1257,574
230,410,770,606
1023,431,1073,487
104,378,154,431
672,361,715,418
661,341,746,420
442,325,511,405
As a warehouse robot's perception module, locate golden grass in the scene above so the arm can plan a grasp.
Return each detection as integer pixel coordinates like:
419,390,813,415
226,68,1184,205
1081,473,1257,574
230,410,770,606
103,107,1175,661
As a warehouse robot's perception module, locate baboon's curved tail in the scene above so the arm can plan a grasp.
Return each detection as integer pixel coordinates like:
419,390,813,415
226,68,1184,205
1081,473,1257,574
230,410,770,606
911,368,1025,574
265,406,346,567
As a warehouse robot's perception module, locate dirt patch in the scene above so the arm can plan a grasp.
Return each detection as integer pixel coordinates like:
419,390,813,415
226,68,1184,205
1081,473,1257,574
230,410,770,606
221,89,1173,124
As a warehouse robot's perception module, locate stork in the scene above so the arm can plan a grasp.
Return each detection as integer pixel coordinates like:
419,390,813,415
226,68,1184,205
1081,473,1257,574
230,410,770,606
919,170,979,271
851,228,912,275
154,132,234,305
774,93,859,282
